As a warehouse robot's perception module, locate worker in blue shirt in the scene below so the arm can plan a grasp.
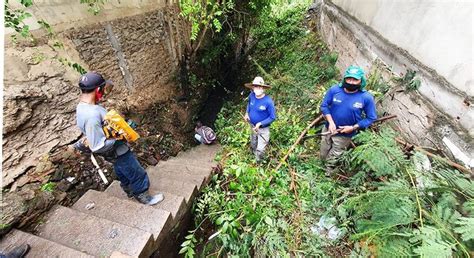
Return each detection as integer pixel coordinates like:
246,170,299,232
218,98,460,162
320,65,377,175
244,76,277,162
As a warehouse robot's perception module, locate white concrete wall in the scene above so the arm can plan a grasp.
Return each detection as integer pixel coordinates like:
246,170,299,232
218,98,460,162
331,0,473,96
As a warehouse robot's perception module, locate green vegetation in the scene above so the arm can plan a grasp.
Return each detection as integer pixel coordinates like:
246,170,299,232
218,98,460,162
0,223,11,230
5,0,106,42
5,0,34,42
5,0,92,76
40,182,56,193
182,3,474,257
79,0,107,15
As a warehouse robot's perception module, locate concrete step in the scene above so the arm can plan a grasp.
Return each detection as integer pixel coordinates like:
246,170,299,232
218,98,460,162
187,143,220,156
147,166,206,190
156,161,214,175
37,206,154,258
110,251,134,258
147,177,197,205
104,181,186,221
0,229,92,258
163,156,218,170
154,162,215,187
72,190,171,245
175,144,220,163
176,150,218,163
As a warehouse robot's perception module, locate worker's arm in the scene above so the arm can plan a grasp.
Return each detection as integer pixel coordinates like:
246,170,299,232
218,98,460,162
84,118,116,153
357,94,377,129
320,87,337,133
245,93,252,122
258,99,276,127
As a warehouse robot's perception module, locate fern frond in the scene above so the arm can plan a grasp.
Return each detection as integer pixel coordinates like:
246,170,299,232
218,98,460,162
454,217,474,242
462,200,474,214
433,169,474,198
349,128,408,177
345,180,416,240
411,226,454,258
432,192,462,227
376,235,414,257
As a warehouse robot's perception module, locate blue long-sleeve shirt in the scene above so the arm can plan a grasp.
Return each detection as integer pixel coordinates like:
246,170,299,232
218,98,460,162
246,92,276,127
320,85,377,137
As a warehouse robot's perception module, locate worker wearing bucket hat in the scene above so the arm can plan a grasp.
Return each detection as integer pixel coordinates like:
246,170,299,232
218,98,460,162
319,65,377,176
244,76,277,162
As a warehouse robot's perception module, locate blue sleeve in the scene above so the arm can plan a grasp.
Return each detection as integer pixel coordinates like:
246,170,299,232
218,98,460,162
357,94,377,129
320,86,335,115
246,93,252,113
260,99,276,127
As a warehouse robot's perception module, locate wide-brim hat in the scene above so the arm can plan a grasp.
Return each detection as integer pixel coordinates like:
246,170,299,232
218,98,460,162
244,76,271,89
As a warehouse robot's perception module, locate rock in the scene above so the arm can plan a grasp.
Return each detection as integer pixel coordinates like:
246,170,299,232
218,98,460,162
51,169,64,182
4,52,30,82
13,175,31,189
146,156,158,166
0,192,28,236
84,202,95,210
56,180,73,192
28,60,64,80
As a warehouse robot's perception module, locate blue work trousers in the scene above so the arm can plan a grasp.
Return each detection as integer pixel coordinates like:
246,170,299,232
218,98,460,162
113,151,150,195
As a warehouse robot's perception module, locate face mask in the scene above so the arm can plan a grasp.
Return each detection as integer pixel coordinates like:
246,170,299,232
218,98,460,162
342,82,361,92
95,87,104,102
254,88,264,96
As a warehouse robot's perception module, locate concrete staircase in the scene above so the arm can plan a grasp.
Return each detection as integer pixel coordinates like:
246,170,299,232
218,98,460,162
0,144,220,257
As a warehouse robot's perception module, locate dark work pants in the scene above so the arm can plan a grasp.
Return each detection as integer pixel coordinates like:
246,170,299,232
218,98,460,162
113,151,150,195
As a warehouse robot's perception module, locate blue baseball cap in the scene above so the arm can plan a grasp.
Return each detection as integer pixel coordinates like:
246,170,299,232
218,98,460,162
78,72,113,90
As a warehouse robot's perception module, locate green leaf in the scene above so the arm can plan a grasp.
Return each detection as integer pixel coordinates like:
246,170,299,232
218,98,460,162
222,221,229,233
216,216,224,225
231,228,238,238
235,167,242,178
264,216,273,226
181,240,191,247
213,18,222,32
20,0,33,7
178,246,189,254
185,248,195,258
